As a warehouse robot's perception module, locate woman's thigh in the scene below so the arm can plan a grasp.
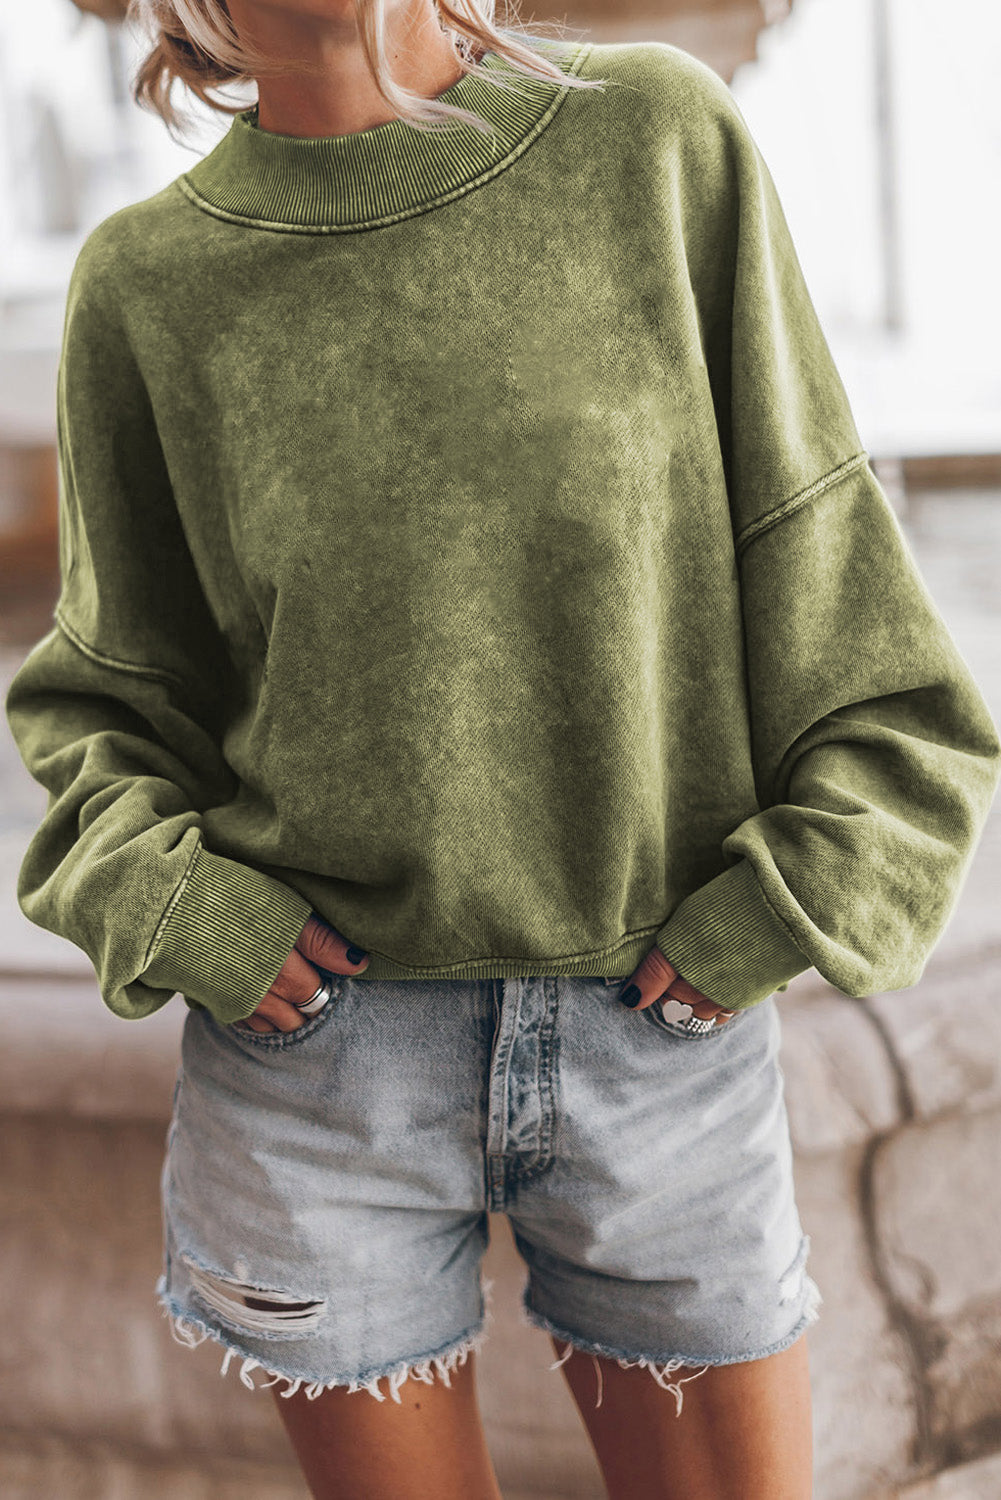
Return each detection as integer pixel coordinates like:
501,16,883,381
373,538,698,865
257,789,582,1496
270,1350,503,1500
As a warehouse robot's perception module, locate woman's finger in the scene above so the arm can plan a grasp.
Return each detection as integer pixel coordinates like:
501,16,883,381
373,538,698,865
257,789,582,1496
617,945,679,1010
296,913,370,977
239,1010,279,1034
677,994,737,1025
235,944,342,1034
237,990,324,1034
692,1002,737,1024
268,944,331,1006
617,945,737,1024
665,971,709,1009
666,975,737,1024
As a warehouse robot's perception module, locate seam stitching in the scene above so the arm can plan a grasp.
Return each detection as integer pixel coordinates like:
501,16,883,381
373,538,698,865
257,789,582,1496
746,861,810,960
142,838,204,969
360,919,666,976
734,451,870,559
55,608,187,691
176,41,595,236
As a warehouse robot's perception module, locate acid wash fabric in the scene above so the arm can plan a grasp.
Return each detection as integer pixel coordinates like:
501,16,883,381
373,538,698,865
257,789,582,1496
5,37,1000,1029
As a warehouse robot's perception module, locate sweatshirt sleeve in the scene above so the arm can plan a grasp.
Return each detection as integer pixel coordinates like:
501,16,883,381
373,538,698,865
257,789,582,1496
651,59,1001,1010
3,225,314,1024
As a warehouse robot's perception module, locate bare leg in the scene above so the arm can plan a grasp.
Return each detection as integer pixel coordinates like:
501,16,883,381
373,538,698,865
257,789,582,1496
269,1349,503,1500
556,1333,813,1500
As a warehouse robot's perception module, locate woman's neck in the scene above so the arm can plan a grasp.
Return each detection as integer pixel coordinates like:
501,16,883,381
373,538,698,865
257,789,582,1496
225,0,481,140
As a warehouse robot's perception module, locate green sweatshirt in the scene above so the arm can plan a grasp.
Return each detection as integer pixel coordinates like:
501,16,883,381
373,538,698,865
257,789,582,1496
5,36,999,1027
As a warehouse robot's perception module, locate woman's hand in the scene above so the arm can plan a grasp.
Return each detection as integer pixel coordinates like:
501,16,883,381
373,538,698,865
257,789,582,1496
235,914,370,1034
618,946,737,1026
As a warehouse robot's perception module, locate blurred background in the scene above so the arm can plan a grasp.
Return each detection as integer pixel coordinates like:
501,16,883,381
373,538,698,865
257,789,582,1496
1,2,999,1497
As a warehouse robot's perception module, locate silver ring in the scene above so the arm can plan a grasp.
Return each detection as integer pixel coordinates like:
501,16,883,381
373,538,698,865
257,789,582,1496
683,1014,718,1035
296,978,334,1016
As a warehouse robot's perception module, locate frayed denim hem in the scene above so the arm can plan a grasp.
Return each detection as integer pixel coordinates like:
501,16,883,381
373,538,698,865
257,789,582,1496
154,1274,495,1405
521,1273,823,1415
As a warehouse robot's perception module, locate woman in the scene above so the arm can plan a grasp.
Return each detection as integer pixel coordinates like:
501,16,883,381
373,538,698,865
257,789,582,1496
6,1,999,1496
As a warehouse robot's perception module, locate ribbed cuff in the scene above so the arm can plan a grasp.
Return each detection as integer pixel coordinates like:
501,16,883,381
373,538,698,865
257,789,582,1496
653,858,811,1011
140,843,315,1025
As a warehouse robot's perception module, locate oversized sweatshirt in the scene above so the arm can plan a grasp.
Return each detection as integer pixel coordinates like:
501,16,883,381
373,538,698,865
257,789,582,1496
5,35,1000,1028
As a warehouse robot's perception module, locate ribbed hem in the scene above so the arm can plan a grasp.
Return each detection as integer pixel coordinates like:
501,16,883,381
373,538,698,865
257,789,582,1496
140,843,315,1025
331,926,662,982
653,858,811,1011
179,35,594,232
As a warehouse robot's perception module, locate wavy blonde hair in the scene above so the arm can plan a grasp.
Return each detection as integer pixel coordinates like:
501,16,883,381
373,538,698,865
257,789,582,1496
126,0,607,141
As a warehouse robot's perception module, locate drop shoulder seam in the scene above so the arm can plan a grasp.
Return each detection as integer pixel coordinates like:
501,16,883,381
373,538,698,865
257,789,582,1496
734,451,870,560
55,607,187,692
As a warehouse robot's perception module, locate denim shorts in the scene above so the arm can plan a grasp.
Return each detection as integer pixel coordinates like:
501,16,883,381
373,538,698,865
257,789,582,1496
155,973,821,1414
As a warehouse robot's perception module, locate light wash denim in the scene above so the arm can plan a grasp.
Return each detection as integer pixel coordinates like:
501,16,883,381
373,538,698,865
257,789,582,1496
156,973,821,1412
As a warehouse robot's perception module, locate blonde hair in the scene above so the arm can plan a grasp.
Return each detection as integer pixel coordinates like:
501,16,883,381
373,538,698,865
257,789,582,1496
126,1,607,142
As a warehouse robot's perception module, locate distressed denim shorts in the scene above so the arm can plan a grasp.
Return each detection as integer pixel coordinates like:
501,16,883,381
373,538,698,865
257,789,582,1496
155,973,821,1413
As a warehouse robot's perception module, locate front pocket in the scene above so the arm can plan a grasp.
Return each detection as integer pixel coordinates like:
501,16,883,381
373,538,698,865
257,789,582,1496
599,976,745,1040
225,970,346,1049
641,998,747,1040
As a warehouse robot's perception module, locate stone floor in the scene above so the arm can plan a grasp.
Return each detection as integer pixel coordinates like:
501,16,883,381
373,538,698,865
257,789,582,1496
1,480,999,1497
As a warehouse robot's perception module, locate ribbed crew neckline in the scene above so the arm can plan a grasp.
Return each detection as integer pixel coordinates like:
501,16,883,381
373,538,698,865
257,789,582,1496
179,35,595,233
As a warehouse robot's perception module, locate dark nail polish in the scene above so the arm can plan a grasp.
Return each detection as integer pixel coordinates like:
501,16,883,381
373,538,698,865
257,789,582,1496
346,945,368,964
619,983,642,1008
